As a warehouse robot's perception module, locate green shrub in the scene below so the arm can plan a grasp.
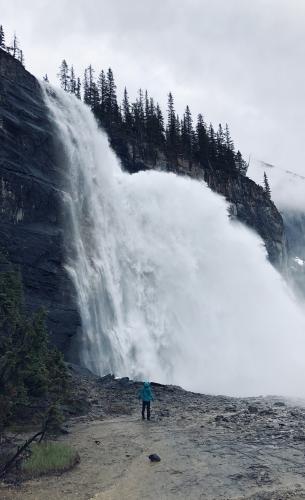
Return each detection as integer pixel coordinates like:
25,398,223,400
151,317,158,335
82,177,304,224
22,442,79,476
0,252,69,429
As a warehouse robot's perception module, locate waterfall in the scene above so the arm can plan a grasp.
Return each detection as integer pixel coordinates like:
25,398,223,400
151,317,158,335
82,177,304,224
44,87,305,397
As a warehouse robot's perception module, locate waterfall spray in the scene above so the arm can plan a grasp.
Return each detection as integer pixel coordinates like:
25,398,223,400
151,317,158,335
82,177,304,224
43,86,305,397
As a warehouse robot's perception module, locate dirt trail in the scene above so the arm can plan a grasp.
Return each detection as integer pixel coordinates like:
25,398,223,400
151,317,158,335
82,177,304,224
2,380,305,499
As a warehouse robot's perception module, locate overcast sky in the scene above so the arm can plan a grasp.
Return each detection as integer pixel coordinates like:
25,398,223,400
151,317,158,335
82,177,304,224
2,0,305,173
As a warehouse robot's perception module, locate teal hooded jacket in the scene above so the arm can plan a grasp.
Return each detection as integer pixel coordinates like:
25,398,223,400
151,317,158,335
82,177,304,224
138,382,154,402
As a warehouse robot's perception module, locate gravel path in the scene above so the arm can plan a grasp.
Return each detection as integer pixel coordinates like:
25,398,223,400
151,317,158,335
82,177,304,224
2,377,305,499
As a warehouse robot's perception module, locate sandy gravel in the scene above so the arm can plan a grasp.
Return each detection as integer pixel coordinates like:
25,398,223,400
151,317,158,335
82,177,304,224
2,380,305,499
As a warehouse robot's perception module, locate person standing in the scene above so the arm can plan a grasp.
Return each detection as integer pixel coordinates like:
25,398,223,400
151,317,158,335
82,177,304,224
138,381,154,420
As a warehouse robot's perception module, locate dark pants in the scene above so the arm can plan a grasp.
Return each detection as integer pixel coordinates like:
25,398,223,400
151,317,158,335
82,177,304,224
142,401,151,420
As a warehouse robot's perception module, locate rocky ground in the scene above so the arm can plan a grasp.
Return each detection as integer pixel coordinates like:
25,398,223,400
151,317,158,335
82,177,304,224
2,367,305,499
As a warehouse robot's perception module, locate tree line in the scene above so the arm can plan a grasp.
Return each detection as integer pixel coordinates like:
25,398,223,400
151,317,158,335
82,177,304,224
57,59,249,176
0,25,25,66
0,23,271,192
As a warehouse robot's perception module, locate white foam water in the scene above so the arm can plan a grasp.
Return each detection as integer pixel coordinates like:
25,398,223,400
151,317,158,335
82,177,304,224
44,87,305,397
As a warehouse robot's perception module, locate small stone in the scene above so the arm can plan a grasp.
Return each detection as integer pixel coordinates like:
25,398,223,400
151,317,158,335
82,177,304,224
225,405,237,412
259,408,275,416
148,453,161,462
118,377,130,386
59,427,70,435
293,434,305,442
215,415,229,423
160,409,170,417
99,374,115,384
247,405,258,414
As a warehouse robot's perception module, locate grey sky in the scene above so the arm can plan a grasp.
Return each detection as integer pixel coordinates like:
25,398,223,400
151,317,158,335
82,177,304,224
2,0,305,173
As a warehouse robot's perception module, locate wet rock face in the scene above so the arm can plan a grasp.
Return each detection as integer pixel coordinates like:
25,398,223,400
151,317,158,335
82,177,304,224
282,210,305,299
0,48,80,355
203,169,287,267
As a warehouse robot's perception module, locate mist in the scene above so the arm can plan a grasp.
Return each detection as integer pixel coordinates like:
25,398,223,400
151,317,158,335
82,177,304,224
249,159,305,212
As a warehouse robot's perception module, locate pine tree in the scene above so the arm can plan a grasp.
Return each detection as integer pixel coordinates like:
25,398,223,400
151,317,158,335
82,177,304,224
175,114,181,155
98,70,107,113
195,114,209,166
225,123,234,151
83,66,98,109
43,74,49,82
137,88,145,125
149,97,163,146
58,60,69,91
235,150,248,175
155,103,165,141
132,90,145,144
18,49,24,66
0,25,5,49
83,65,96,107
144,90,150,128
208,123,217,162
11,33,19,58
216,123,225,161
83,68,89,103
87,65,95,107
166,92,179,159
75,78,81,99
181,105,194,161
104,68,119,129
122,87,133,131
91,81,99,110
223,123,236,168
69,65,76,94
0,252,69,427
263,171,271,199
167,92,175,134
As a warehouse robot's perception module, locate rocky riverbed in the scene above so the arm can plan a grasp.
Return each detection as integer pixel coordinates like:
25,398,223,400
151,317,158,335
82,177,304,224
2,367,305,499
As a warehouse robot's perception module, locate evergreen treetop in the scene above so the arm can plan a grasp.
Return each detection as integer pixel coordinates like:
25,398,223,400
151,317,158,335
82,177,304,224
58,59,69,91
263,171,271,199
0,25,5,49
55,59,249,176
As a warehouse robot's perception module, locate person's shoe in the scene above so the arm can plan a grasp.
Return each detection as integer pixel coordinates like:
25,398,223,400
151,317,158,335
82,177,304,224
142,416,145,420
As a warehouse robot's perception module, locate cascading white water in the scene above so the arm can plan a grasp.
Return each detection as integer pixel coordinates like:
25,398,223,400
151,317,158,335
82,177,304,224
44,87,305,397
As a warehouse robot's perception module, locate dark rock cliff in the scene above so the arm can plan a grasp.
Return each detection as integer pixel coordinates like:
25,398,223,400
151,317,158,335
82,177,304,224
0,48,80,354
202,167,287,266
